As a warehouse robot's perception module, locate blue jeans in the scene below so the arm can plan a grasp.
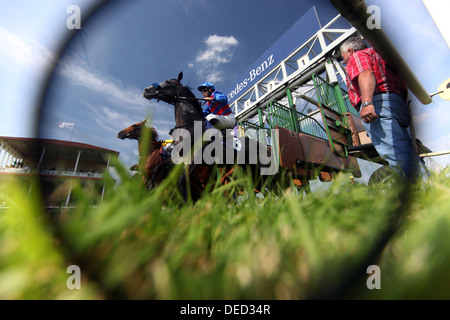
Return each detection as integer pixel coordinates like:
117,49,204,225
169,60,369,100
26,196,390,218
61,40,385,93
362,93,425,179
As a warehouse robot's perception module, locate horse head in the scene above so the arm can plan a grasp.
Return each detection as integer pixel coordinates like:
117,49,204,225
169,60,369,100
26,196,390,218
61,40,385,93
142,72,204,131
117,119,159,141
118,120,170,189
143,72,184,103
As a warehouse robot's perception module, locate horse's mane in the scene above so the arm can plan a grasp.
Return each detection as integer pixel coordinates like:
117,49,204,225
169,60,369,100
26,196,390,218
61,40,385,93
139,126,162,155
181,84,203,116
149,127,159,141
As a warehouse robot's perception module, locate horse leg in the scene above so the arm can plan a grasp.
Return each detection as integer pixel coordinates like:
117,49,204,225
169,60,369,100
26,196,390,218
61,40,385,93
189,165,213,200
149,160,171,189
178,169,190,203
148,163,161,189
178,163,206,203
140,174,149,190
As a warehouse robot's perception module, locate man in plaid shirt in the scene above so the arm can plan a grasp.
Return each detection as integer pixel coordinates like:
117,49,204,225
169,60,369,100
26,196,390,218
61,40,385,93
341,36,425,180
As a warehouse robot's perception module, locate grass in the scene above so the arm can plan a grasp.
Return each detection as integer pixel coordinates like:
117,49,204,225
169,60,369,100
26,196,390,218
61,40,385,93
1,161,449,300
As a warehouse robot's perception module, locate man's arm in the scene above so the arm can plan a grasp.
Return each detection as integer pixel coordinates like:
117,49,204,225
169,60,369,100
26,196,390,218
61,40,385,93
213,91,228,104
358,69,379,123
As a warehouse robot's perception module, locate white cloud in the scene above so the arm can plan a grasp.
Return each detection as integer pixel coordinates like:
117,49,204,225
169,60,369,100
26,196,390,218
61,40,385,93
57,57,150,111
0,25,56,71
206,71,226,84
196,35,239,65
0,24,149,139
82,101,175,141
84,102,141,135
169,0,208,14
40,48,176,146
0,25,57,137
192,34,239,83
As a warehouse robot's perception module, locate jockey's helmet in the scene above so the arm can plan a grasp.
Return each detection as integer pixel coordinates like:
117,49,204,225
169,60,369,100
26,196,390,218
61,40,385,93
198,82,215,92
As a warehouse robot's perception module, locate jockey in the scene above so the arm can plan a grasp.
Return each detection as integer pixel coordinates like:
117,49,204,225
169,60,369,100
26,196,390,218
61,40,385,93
161,128,174,160
198,82,236,131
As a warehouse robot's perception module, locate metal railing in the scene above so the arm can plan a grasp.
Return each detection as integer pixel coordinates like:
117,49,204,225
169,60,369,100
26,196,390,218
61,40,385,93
0,167,103,178
312,74,359,117
237,121,273,146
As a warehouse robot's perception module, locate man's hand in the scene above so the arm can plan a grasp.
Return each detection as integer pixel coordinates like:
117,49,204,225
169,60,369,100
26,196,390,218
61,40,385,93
360,104,379,123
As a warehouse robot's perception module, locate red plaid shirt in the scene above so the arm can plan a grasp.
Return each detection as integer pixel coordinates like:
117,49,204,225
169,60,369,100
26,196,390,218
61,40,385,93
345,48,407,108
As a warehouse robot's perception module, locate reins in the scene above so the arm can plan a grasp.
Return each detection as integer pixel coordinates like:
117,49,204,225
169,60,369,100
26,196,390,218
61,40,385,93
153,80,208,102
151,78,207,132
179,96,208,101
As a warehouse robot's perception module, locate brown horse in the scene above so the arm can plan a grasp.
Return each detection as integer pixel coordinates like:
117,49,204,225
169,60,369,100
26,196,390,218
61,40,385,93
117,120,171,189
118,120,226,200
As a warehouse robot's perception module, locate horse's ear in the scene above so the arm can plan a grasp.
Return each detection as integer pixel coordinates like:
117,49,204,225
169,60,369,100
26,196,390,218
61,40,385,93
142,119,147,125
178,71,183,82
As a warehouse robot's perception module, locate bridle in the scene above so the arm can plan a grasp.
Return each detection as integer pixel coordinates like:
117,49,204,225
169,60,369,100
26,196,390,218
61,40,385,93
151,79,184,103
124,124,141,140
151,79,206,103
148,78,207,131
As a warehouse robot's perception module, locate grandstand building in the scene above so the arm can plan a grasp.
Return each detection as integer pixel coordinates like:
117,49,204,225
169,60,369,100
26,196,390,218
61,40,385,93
0,136,119,207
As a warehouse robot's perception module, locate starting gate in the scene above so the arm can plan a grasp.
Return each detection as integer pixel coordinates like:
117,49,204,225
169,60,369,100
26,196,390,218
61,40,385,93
230,10,372,183
228,3,444,185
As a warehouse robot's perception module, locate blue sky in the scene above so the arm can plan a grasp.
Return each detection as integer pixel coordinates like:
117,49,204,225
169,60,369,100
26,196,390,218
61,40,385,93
1,0,449,179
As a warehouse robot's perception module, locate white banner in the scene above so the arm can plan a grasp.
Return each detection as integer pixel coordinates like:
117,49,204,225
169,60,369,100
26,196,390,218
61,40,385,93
59,122,75,129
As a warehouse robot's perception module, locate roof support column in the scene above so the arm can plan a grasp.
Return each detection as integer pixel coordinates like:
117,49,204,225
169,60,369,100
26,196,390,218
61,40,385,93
101,154,111,202
65,149,81,207
37,146,46,170
6,153,12,167
0,142,6,167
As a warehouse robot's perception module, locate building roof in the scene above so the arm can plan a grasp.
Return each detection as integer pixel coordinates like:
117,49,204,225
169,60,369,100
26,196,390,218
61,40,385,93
0,136,119,166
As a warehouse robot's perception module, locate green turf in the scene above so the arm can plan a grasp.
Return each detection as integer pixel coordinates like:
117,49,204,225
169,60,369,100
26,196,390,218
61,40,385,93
1,161,449,299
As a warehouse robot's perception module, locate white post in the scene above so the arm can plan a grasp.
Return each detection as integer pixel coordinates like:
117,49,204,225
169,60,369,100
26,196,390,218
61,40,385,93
6,153,11,167
0,141,5,168
65,149,81,207
72,149,81,175
37,146,46,170
100,154,111,201
70,124,76,142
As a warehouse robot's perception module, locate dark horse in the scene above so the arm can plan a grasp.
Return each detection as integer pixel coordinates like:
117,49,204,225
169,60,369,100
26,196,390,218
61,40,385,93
142,72,278,202
117,120,173,189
